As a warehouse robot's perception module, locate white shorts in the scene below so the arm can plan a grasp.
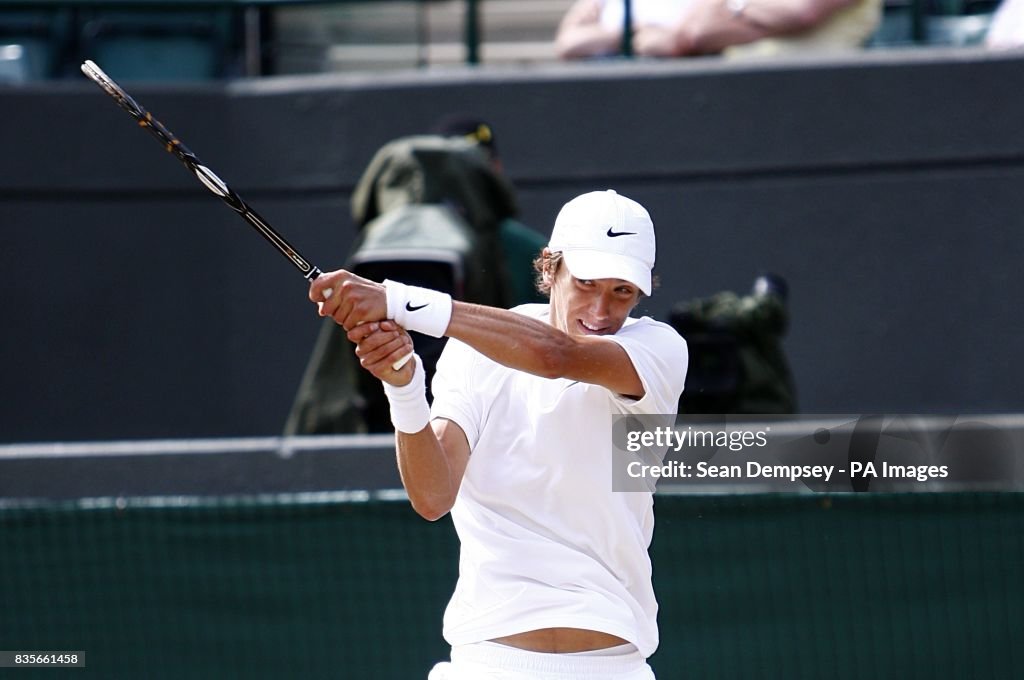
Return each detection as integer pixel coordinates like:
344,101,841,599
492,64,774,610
427,642,656,680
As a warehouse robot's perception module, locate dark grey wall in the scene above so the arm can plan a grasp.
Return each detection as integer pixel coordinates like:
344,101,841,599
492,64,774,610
3,48,1024,442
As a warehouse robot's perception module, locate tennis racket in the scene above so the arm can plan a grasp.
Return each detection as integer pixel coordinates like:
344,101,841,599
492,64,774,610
81,60,412,370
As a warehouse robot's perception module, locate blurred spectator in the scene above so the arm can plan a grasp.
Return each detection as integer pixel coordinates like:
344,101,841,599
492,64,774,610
432,114,549,305
555,0,692,58
555,0,881,60
987,0,1024,48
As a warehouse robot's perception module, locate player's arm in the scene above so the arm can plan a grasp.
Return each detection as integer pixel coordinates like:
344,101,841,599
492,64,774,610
310,270,644,398
396,419,470,521
349,321,469,521
446,301,645,399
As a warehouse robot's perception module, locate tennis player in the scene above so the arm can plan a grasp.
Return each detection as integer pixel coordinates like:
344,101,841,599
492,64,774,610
312,190,688,679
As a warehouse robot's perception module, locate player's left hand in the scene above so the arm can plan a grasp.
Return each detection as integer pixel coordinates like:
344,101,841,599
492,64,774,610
348,320,415,387
309,269,388,330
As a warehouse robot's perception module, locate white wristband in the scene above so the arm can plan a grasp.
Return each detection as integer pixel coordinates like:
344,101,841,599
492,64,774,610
384,279,453,338
382,353,431,434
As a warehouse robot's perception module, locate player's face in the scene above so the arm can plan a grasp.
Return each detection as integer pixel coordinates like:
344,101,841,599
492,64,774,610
548,262,642,337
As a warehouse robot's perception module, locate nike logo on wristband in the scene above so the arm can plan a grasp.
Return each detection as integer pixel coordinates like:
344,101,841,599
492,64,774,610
606,228,636,237
405,302,429,312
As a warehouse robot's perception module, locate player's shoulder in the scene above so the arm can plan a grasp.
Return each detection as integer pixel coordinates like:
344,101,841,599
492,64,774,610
621,314,685,339
613,316,688,403
617,315,689,355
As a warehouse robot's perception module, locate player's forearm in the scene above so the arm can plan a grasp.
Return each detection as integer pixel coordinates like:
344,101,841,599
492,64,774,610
396,427,459,521
445,302,575,380
444,301,644,396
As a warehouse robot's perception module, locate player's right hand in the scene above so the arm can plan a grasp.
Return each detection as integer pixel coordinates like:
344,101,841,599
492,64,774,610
310,269,388,331
349,320,415,387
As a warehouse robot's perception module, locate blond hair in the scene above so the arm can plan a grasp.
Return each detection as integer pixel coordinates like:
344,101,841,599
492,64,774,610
532,251,563,296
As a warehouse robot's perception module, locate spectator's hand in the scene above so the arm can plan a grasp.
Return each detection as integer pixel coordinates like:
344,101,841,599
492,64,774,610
309,269,387,330
348,320,416,387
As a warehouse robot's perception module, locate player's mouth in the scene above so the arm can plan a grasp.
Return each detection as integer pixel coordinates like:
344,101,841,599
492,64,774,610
577,319,610,335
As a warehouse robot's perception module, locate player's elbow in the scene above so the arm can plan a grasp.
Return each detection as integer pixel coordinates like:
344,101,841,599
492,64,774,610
408,488,456,521
411,497,453,522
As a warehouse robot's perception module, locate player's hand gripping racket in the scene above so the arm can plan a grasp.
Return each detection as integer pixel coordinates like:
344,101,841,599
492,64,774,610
80,60,411,371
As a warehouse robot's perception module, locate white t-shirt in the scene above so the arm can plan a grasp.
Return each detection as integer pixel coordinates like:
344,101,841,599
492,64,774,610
600,0,692,33
430,304,688,658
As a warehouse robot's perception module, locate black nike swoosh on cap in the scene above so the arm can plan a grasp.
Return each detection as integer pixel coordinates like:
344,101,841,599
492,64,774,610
405,302,429,312
606,227,637,237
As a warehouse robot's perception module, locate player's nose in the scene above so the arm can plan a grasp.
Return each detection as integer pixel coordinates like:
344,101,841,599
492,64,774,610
590,293,613,320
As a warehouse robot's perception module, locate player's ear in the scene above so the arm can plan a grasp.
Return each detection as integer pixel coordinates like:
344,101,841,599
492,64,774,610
541,248,558,286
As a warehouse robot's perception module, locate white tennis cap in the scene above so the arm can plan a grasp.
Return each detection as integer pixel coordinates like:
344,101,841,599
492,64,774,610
548,190,656,296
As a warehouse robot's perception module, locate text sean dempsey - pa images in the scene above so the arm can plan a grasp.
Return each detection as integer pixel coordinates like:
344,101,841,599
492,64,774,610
623,425,950,483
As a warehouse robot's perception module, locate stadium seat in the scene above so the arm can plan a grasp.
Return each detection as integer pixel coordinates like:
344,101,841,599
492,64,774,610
0,43,28,83
868,0,999,46
925,12,993,44
79,10,233,81
868,0,917,46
